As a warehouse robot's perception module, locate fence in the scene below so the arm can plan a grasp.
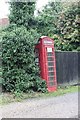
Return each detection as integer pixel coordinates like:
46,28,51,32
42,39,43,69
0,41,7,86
55,51,80,86
78,52,80,81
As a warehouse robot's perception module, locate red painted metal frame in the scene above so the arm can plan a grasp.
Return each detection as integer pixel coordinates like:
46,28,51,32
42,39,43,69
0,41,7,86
35,36,57,92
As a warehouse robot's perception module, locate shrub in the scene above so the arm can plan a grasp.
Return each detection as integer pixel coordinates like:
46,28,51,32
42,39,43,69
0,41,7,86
2,25,47,93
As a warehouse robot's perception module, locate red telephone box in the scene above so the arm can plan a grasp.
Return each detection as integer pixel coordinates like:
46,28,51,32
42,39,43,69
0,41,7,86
35,36,57,92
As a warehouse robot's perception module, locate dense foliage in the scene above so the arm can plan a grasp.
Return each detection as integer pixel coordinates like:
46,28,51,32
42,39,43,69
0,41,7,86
2,25,46,92
2,1,47,93
56,3,80,51
36,2,62,35
36,2,80,51
9,2,37,29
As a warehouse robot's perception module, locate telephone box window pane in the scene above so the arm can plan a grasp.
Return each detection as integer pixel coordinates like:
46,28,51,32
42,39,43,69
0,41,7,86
47,52,53,56
35,58,39,63
47,57,54,61
47,48,52,52
48,72,53,76
48,67,54,71
35,49,39,57
35,49,39,66
48,77,54,81
48,62,53,66
49,82,54,86
36,62,39,65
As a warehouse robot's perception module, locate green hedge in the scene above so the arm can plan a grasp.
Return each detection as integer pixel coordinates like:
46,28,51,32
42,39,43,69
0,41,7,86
2,25,46,93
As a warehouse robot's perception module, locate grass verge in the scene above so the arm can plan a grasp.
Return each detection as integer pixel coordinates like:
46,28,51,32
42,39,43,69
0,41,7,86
0,85,79,105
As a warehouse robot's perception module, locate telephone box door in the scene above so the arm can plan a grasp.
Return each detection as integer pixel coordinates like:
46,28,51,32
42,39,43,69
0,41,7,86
45,47,57,91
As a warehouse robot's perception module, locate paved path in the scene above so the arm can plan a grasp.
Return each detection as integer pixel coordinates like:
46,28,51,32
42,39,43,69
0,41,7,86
0,92,79,118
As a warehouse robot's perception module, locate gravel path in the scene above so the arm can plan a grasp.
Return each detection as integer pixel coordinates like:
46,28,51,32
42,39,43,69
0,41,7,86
0,92,78,118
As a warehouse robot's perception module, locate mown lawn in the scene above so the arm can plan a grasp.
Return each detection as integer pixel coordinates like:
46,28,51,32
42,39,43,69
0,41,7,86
0,85,79,105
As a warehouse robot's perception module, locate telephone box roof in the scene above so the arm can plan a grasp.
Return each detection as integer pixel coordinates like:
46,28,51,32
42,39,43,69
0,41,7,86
36,36,54,45
40,36,47,38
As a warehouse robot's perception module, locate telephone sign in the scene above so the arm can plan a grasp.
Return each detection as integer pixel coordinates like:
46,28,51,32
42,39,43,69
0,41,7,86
35,36,57,92
47,48,52,52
